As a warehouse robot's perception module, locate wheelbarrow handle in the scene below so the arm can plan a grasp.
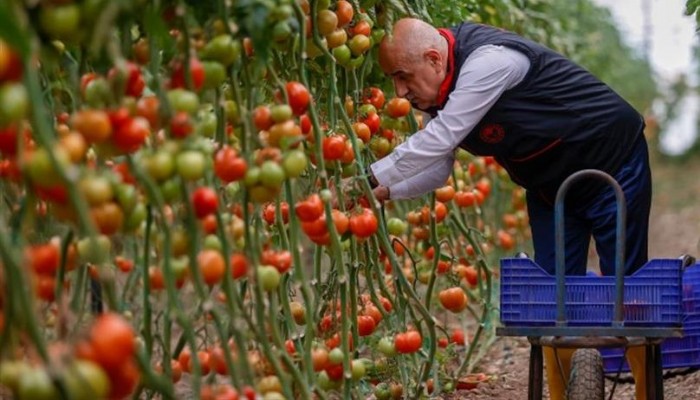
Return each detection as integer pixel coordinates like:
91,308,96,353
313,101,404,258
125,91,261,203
554,169,627,327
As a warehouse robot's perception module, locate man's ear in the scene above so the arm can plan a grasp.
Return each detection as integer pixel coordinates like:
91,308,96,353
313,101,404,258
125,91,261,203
424,49,443,73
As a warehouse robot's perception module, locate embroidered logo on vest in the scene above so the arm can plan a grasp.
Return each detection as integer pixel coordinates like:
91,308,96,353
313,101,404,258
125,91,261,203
479,123,505,144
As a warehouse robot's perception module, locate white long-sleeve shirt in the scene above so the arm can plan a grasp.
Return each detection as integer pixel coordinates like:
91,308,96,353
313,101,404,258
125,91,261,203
370,45,531,199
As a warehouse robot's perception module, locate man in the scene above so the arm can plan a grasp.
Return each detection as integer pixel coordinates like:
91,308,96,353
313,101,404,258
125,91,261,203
367,18,652,400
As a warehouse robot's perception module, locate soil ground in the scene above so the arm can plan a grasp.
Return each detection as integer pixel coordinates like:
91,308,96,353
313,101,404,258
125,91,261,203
445,155,700,399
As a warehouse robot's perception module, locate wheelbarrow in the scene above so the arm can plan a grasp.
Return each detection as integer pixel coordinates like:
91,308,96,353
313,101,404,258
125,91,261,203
496,169,685,400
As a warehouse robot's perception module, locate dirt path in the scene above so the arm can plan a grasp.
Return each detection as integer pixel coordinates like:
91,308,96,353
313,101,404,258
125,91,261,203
449,157,700,399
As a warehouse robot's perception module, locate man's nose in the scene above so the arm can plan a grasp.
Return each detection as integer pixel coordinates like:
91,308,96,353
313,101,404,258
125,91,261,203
394,79,408,97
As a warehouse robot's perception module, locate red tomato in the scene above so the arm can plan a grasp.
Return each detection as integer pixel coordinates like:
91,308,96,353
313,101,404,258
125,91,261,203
363,87,385,110
361,112,380,134
438,287,468,313
169,111,193,138
198,249,226,286
349,208,378,238
394,331,422,354
230,252,248,279
385,97,411,118
214,146,247,183
451,329,465,345
294,194,324,222
357,315,376,336
108,62,145,97
252,105,274,131
299,114,311,134
89,313,136,371
284,81,310,115
192,187,219,219
112,117,150,153
170,57,206,91
28,243,60,276
322,135,346,161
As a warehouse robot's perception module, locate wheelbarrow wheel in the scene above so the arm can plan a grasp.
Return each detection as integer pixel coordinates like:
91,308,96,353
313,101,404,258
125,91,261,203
566,349,604,400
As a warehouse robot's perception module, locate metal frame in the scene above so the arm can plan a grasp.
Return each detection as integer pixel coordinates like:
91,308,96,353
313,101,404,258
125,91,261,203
496,169,683,400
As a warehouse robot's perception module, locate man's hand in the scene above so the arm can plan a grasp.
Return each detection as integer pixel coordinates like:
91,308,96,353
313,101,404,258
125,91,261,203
373,185,390,202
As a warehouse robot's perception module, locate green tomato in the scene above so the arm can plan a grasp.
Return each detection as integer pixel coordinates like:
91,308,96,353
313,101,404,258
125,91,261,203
39,5,81,41
201,61,227,89
348,34,370,56
169,256,190,281
64,360,110,400
244,166,261,187
79,175,114,206
374,382,391,400
0,83,29,126
272,20,292,42
159,179,181,203
358,104,376,117
167,89,200,114
27,147,70,187
257,265,281,291
282,149,308,178
124,202,146,232
146,150,175,182
328,348,344,365
0,360,30,393
386,217,407,236
77,235,111,265
332,45,352,66
84,77,112,108
224,100,239,124
176,150,207,181
17,368,57,400
377,336,396,357
203,234,222,251
202,35,241,66
317,370,338,391
114,184,137,214
270,104,293,123
350,359,366,380
270,4,293,21
196,107,218,137
259,160,286,189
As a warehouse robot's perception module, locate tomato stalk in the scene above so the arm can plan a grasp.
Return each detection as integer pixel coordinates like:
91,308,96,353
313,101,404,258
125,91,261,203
213,206,256,385
54,229,74,338
126,156,201,395
449,213,496,376
141,207,155,356
283,180,317,383
0,217,49,360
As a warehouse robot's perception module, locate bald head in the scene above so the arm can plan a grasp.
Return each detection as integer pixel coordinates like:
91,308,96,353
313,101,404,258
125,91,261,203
378,18,448,73
377,18,449,110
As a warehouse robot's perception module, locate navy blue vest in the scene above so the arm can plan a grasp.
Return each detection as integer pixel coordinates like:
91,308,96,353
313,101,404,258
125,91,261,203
431,23,644,204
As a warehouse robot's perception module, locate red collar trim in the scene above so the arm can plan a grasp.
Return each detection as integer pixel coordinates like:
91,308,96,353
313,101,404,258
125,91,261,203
436,28,456,107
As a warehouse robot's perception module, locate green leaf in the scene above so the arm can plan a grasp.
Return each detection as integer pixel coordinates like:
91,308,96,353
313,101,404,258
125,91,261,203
0,1,30,59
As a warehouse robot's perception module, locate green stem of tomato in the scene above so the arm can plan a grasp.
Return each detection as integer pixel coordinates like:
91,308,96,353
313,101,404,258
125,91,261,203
142,206,155,357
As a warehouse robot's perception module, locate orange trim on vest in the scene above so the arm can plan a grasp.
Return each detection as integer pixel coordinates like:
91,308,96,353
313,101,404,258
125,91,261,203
510,138,563,162
436,28,456,107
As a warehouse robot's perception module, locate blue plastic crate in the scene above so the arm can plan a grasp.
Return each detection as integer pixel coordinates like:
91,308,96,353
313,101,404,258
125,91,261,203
601,323,700,373
601,264,700,372
500,258,683,327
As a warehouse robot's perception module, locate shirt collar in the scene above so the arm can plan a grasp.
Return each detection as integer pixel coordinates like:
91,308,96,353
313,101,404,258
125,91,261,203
435,28,456,107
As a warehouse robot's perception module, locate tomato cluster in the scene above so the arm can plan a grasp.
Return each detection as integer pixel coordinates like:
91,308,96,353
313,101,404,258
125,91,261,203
0,0,531,398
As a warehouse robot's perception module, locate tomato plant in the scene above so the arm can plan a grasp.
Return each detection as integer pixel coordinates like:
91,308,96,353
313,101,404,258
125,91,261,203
0,1,536,399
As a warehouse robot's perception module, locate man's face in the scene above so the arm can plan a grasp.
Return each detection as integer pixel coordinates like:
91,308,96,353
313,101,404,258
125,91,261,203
380,52,444,110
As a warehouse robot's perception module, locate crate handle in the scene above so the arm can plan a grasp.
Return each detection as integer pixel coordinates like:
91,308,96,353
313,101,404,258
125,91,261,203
554,169,626,327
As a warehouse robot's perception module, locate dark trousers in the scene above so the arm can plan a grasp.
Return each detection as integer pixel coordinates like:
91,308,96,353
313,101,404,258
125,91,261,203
526,137,652,276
